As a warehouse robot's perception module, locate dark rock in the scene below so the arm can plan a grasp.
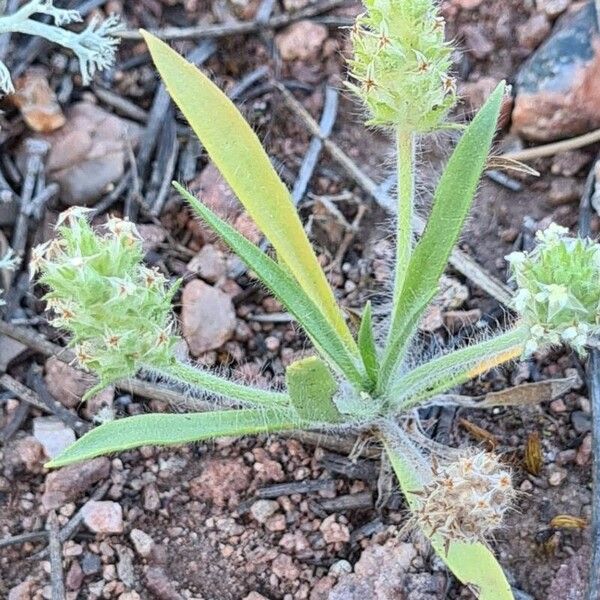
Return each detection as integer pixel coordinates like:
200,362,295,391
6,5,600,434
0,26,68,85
571,410,592,434
81,552,102,576
513,2,600,141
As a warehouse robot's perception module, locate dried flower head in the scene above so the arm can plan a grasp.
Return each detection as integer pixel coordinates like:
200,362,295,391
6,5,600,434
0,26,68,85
412,450,515,546
347,0,457,131
33,210,179,394
507,223,600,355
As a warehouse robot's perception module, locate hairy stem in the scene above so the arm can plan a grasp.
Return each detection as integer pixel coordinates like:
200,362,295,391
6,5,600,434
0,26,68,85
391,130,416,331
386,325,528,412
152,360,291,408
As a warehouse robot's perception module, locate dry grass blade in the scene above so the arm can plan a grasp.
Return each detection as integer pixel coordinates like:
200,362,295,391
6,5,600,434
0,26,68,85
523,431,543,476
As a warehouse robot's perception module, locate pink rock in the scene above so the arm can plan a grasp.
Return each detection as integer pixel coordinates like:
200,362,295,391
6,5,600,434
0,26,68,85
452,0,483,8
8,580,33,600
66,560,84,591
38,102,141,206
189,457,251,508
548,547,590,599
320,515,350,544
7,435,45,472
443,309,482,332
271,553,301,581
276,20,328,61
42,457,110,510
81,500,123,534
145,566,184,600
186,244,226,284
181,279,236,356
517,14,551,50
461,24,494,60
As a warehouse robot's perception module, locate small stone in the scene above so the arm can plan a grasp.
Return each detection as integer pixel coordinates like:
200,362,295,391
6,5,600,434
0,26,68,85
517,14,551,50
443,309,482,332
520,479,534,492
320,515,350,544
556,449,577,466
42,456,110,510
8,581,33,600
461,24,494,59
8,435,45,472
243,593,269,600
119,593,141,600
548,547,590,599
266,514,287,532
513,3,600,141
130,528,154,557
271,554,301,581
143,483,161,511
419,305,443,332
0,335,27,371
35,102,141,206
537,0,569,18
81,500,123,534
548,466,568,487
137,224,167,253
571,411,591,434
187,244,226,284
549,398,567,413
81,552,102,575
189,457,251,508
549,177,583,205
11,68,66,133
181,279,236,356
551,151,591,177
576,433,592,466
116,545,135,587
275,20,328,61
250,499,280,524
329,559,353,577
145,566,184,600
32,416,75,459
265,335,280,352
66,560,84,591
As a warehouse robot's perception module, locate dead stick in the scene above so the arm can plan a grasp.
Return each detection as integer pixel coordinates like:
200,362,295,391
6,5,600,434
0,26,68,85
48,512,65,600
117,0,348,41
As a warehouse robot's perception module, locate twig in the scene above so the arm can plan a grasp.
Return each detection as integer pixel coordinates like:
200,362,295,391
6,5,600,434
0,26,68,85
579,153,600,600
292,85,339,204
274,81,514,307
0,373,89,434
257,479,336,498
0,530,48,549
48,512,65,600
228,65,269,101
93,86,150,123
118,0,349,41
318,491,373,512
0,399,29,443
502,128,600,163
150,118,179,217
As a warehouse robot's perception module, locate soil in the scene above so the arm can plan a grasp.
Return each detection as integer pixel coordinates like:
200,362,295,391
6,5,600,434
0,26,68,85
1,0,599,599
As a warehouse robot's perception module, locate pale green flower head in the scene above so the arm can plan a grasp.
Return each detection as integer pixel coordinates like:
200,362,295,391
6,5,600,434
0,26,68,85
34,208,180,393
507,223,600,355
0,247,20,306
348,0,457,131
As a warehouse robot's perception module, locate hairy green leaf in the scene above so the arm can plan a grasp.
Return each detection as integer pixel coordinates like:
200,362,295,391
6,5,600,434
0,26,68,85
357,301,378,387
381,82,506,388
383,436,514,600
47,409,301,468
142,31,356,353
178,184,367,389
286,357,342,422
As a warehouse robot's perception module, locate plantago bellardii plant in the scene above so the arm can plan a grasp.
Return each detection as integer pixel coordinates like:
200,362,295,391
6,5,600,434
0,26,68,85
33,1,600,598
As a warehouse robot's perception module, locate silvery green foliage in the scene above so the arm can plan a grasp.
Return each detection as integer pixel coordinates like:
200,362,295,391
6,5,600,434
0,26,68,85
0,0,121,94
33,208,179,393
412,450,515,544
507,223,600,355
347,0,456,131
0,246,19,305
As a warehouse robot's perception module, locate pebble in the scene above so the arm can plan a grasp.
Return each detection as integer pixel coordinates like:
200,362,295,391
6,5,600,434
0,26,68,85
571,410,591,434
576,433,592,466
81,500,123,534
549,177,582,205
8,435,45,472
461,24,494,59
548,466,568,487
65,560,84,591
517,13,551,50
513,2,600,141
275,21,328,61
42,457,110,510
329,559,353,577
443,309,482,332
145,566,184,600
453,0,483,8
81,552,102,575
181,279,236,356
33,102,141,206
143,483,161,511
0,335,27,371
250,499,280,524
537,0,569,18
549,398,567,413
320,515,350,544
8,581,33,600
32,416,75,459
187,244,226,284
130,528,155,557
551,151,590,177
189,457,251,508
419,305,443,332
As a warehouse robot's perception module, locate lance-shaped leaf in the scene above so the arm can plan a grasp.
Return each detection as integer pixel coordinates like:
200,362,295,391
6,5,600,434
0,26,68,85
178,185,367,388
358,301,378,387
46,408,301,468
383,436,515,600
286,356,342,423
142,30,356,354
381,82,506,389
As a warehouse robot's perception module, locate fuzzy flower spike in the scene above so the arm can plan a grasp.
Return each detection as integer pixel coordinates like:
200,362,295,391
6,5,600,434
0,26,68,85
507,223,600,355
348,0,457,131
34,209,179,395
